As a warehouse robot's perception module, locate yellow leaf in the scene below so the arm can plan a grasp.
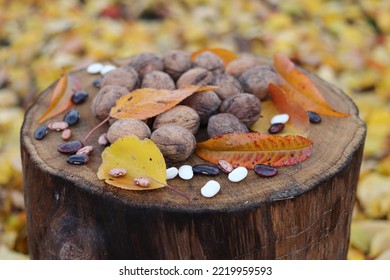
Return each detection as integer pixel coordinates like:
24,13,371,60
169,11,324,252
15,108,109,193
97,136,166,190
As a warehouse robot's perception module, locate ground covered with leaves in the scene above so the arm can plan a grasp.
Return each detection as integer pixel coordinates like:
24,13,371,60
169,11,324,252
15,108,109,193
1,0,389,259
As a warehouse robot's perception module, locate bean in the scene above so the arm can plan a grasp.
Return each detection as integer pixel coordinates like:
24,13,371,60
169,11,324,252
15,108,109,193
268,123,284,134
57,141,83,154
34,125,49,140
308,111,321,124
61,128,72,140
109,168,127,178
48,121,69,131
98,133,109,146
271,114,289,124
254,164,278,177
93,78,101,88
76,145,94,155
218,160,233,173
193,164,220,176
71,91,88,104
134,177,150,188
63,108,80,126
66,154,89,165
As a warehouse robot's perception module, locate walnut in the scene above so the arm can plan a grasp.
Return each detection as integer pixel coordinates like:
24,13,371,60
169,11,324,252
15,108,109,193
207,113,249,138
239,65,279,100
220,93,261,126
153,105,200,134
127,52,164,78
100,67,139,91
181,90,221,125
151,124,196,163
91,85,128,120
193,51,225,75
141,71,175,90
211,74,243,100
162,50,192,80
225,55,267,78
176,67,214,89
107,118,151,143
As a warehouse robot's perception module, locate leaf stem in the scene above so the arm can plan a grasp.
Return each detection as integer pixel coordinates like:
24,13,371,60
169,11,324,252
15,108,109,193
165,184,192,202
84,116,110,142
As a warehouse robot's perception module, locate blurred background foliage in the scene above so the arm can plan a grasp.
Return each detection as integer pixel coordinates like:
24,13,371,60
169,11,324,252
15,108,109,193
1,0,390,260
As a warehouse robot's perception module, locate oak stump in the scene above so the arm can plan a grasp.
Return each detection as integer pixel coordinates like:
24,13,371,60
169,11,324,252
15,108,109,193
21,57,366,259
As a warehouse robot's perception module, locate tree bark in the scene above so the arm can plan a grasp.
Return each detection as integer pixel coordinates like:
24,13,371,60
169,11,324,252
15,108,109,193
21,58,366,259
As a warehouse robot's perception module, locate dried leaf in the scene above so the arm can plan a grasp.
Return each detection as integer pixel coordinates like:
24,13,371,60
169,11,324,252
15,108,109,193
196,133,313,169
191,48,238,66
273,53,350,117
269,83,310,136
97,136,166,190
110,85,217,120
37,72,68,123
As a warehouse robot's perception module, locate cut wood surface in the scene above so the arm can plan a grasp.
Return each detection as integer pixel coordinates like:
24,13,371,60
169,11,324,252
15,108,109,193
21,57,366,259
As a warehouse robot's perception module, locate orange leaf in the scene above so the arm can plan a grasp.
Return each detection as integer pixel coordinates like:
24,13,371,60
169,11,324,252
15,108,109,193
196,133,313,169
110,85,217,120
269,83,310,136
37,72,68,123
191,48,238,66
273,53,349,117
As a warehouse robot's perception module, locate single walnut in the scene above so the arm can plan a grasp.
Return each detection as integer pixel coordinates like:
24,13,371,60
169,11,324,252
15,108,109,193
176,67,213,89
211,74,243,100
153,105,200,134
220,93,262,127
127,52,164,78
92,85,128,120
162,50,192,80
151,124,196,163
207,113,248,138
141,71,176,90
193,51,225,75
107,118,151,143
100,67,139,91
225,55,267,78
239,65,279,100
181,90,221,125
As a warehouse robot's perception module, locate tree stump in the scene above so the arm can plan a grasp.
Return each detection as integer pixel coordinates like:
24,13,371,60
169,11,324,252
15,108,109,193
21,57,366,260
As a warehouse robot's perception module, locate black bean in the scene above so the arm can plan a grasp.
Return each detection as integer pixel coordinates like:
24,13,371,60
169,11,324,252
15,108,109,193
71,91,89,104
308,111,321,124
63,109,80,126
66,154,89,165
268,123,284,134
254,164,278,177
57,141,83,154
93,78,101,88
34,125,49,140
193,164,221,176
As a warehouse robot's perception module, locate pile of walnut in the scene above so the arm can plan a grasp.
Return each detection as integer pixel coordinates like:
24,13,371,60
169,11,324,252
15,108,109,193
91,51,279,165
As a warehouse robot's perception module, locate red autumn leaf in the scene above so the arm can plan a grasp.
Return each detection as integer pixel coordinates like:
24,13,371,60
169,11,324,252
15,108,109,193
269,83,310,136
191,48,238,66
273,53,349,117
37,72,70,124
196,133,313,169
109,85,217,120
